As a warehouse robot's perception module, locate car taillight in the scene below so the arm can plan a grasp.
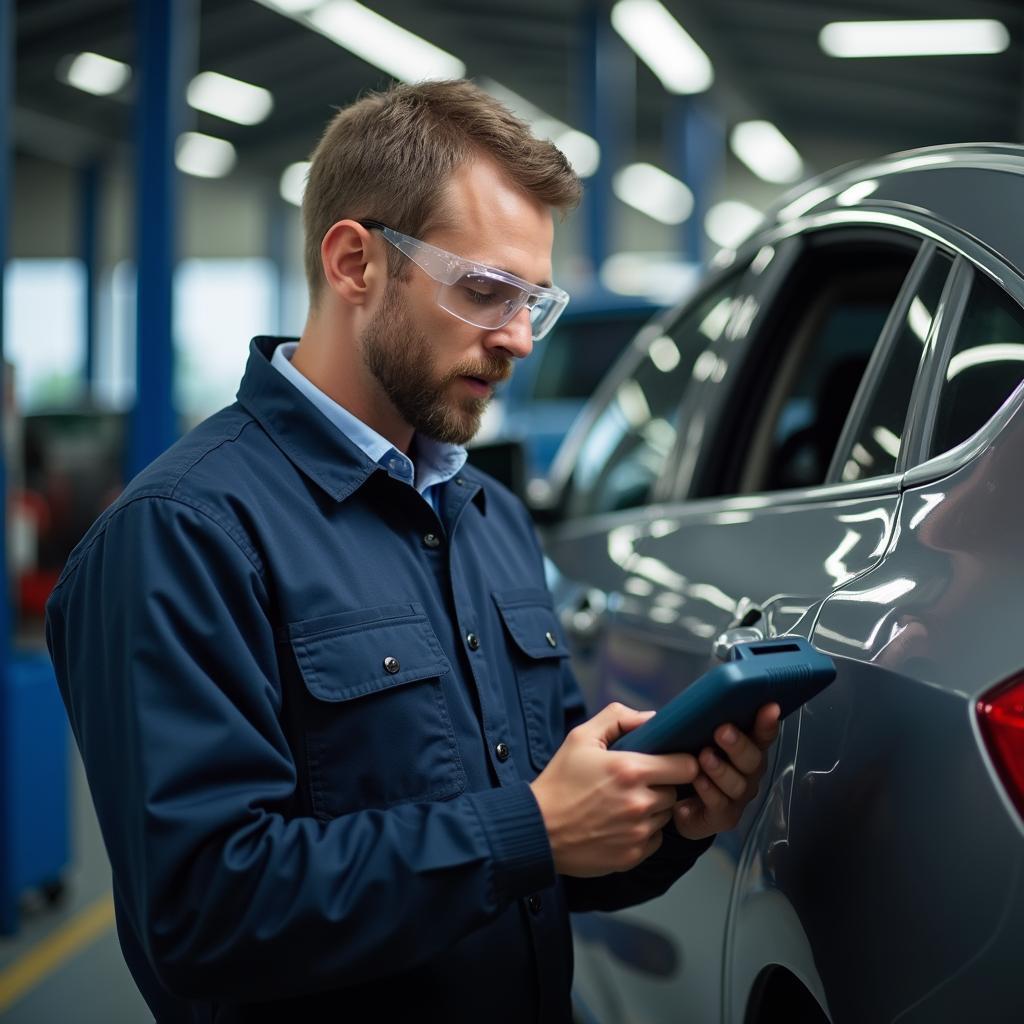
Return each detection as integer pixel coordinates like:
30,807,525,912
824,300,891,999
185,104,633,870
977,675,1024,820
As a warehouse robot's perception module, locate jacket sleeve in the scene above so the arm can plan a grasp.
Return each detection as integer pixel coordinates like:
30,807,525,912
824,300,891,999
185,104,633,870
45,495,554,1001
555,656,714,913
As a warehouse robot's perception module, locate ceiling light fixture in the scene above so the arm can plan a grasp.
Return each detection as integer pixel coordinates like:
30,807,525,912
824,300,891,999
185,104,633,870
187,71,274,125
730,120,803,184
704,200,761,249
62,52,131,96
611,0,713,94
308,0,465,82
613,163,694,225
175,132,237,179
820,19,1010,58
280,161,311,206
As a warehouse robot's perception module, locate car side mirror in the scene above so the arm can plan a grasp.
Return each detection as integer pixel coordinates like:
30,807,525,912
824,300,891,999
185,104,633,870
464,439,568,525
464,439,527,500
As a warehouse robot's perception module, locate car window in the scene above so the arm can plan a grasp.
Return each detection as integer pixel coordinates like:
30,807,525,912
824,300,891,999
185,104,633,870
838,250,954,482
703,239,918,495
929,270,1024,457
566,273,746,517
530,313,653,401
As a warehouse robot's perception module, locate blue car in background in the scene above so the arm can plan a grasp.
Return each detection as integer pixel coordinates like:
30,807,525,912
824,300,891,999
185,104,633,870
474,293,662,488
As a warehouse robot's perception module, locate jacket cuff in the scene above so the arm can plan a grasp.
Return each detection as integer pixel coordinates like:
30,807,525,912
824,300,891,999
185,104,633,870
467,782,554,901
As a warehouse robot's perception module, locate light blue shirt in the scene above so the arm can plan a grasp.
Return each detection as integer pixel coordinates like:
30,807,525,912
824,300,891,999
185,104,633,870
271,341,467,512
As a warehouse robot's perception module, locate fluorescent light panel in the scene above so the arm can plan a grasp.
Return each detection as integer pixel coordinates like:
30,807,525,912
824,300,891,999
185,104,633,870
175,132,237,179
64,52,131,96
611,0,713,94
820,20,1010,58
309,0,465,82
613,163,694,225
280,161,311,206
187,71,273,125
262,0,320,11
704,200,761,249
730,120,803,184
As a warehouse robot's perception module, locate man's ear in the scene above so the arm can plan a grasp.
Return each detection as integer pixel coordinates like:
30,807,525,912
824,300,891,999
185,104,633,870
320,220,381,305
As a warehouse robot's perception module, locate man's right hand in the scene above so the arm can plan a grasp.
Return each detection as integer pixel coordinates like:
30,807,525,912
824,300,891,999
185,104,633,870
528,702,699,878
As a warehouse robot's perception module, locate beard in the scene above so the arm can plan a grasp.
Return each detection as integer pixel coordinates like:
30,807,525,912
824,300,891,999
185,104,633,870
361,280,512,445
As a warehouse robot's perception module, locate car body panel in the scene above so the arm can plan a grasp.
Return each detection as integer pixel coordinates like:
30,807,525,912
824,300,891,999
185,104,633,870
548,144,1024,1023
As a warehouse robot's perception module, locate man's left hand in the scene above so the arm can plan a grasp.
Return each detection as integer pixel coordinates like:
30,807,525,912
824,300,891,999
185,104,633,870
673,703,781,840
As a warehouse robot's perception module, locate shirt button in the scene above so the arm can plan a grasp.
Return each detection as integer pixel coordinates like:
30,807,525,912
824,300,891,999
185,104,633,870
383,656,400,674
545,631,557,648
466,632,480,651
423,532,441,549
454,477,465,487
495,742,510,762
527,895,542,915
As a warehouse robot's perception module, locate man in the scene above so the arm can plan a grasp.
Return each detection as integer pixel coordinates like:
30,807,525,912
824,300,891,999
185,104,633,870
46,81,779,1022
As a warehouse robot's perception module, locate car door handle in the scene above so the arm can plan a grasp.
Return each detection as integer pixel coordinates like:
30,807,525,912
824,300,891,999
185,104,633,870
729,596,764,630
561,589,607,640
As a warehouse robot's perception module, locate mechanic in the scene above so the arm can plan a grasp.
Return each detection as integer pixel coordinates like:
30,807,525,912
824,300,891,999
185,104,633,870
45,80,780,1023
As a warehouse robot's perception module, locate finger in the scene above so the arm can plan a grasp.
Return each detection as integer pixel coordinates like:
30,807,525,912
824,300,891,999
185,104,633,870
752,703,782,748
673,798,707,835
587,702,656,746
712,724,765,777
647,785,679,816
693,772,729,812
698,747,748,800
626,751,700,787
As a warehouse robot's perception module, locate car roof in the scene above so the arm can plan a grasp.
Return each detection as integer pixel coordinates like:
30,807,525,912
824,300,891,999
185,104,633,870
747,142,1024,278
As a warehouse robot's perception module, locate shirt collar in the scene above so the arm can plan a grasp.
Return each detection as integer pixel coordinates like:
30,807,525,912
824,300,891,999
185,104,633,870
238,337,484,510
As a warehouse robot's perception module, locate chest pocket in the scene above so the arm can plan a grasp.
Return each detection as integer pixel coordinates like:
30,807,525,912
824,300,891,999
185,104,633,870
493,589,570,773
287,604,465,819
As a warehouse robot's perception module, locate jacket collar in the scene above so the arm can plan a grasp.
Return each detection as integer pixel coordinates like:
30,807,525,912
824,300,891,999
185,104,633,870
237,336,486,513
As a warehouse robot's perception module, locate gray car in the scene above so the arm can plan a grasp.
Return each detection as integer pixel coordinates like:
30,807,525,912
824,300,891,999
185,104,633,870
532,143,1024,1024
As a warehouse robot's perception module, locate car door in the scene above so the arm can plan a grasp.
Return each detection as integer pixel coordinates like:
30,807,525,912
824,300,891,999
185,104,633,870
551,229,958,1024
756,255,1024,1024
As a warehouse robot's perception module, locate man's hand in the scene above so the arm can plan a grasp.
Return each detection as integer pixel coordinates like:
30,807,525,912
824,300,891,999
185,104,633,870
672,703,781,840
529,703,700,878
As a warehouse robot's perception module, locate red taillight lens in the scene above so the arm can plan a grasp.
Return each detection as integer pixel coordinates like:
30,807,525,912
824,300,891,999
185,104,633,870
977,676,1024,820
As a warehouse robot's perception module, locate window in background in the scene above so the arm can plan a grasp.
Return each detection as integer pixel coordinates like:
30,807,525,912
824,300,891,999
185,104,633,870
3,259,86,411
94,259,137,410
174,259,277,425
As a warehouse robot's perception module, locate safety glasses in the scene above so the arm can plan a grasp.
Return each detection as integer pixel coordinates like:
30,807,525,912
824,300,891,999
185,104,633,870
359,219,569,340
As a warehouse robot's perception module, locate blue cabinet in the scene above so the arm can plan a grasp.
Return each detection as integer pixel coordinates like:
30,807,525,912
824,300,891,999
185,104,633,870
1,652,70,934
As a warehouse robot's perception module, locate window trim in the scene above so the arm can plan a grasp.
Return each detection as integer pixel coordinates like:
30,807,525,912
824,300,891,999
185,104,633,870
899,256,974,470
680,226,921,501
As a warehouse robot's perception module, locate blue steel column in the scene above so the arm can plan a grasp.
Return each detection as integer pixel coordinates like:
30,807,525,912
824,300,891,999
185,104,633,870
79,162,99,397
668,96,724,265
580,0,634,282
0,0,13,936
129,0,195,478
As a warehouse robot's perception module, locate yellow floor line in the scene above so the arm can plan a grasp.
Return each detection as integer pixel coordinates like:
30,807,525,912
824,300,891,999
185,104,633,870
0,892,116,1013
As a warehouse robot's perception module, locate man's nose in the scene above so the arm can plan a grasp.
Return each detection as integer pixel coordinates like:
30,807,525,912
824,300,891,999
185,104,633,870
486,305,534,360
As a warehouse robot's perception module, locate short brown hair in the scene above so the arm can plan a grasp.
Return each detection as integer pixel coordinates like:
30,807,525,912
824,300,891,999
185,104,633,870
301,79,582,304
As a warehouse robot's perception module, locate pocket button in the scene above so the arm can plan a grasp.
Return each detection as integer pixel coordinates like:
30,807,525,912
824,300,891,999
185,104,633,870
383,656,401,674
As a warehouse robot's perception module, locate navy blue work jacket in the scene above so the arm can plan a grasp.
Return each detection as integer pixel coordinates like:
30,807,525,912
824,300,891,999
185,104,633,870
46,337,710,1023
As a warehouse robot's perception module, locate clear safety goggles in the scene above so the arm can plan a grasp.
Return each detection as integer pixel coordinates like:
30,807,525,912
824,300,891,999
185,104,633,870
359,219,569,340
